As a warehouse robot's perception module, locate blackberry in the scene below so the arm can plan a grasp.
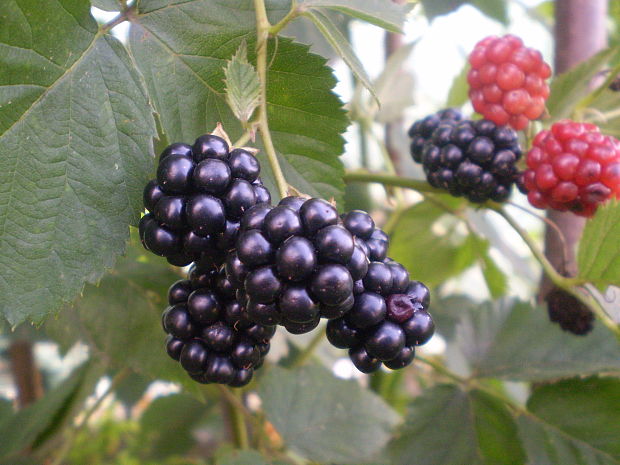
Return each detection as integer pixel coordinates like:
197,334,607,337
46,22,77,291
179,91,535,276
329,264,434,373
467,34,551,130
546,287,594,335
230,199,391,334
140,131,271,265
409,109,522,203
161,263,275,387
522,120,620,217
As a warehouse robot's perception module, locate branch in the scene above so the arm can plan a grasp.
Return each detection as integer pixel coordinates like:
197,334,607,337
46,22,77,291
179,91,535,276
254,0,289,199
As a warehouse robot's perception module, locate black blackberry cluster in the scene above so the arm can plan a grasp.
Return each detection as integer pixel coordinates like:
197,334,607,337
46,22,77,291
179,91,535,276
326,270,434,373
139,134,271,266
163,259,275,387
227,198,390,334
546,287,594,336
408,109,522,203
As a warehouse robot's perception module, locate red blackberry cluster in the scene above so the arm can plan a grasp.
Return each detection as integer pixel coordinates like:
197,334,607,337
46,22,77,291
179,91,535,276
163,259,274,386
468,34,551,130
522,120,620,217
227,198,391,334
326,271,434,373
409,109,522,203
139,134,271,266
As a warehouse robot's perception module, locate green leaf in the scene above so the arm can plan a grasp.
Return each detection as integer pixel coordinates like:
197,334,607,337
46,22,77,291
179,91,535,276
526,377,620,460
216,450,270,465
578,201,620,289
470,0,508,24
224,42,260,123
259,364,399,464
517,413,620,465
446,62,470,108
46,237,202,396
0,1,156,325
300,0,409,32
389,384,525,465
91,0,120,11
0,363,95,459
139,393,210,458
129,2,348,203
453,299,620,381
547,47,620,121
388,199,476,287
305,9,377,102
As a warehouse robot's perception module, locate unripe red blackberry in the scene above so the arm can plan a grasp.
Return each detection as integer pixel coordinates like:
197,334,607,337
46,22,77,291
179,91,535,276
140,132,271,266
468,34,551,130
409,109,522,203
522,120,620,217
161,262,275,387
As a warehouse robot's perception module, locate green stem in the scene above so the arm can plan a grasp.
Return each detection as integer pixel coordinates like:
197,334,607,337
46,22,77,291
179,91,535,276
229,389,250,449
254,0,289,199
343,170,445,194
493,208,620,338
269,0,301,35
291,330,326,368
51,368,131,465
233,129,254,148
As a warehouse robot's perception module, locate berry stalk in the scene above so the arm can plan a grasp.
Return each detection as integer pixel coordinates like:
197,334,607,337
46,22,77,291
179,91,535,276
254,0,289,199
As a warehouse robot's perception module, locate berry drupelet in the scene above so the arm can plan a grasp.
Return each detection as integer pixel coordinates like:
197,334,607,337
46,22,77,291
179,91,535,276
326,267,434,373
139,133,271,266
229,198,391,334
522,120,620,217
468,34,551,130
163,259,275,387
409,109,522,203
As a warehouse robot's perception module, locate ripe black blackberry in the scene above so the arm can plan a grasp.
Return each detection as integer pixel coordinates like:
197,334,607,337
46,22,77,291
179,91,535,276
546,287,594,336
139,132,271,266
228,198,390,334
163,259,275,387
408,109,522,203
326,267,434,373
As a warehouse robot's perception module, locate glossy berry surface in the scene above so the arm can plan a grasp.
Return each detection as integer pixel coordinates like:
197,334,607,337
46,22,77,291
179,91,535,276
348,346,382,374
409,109,521,203
365,321,406,361
522,120,620,217
467,34,551,130
140,132,270,264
